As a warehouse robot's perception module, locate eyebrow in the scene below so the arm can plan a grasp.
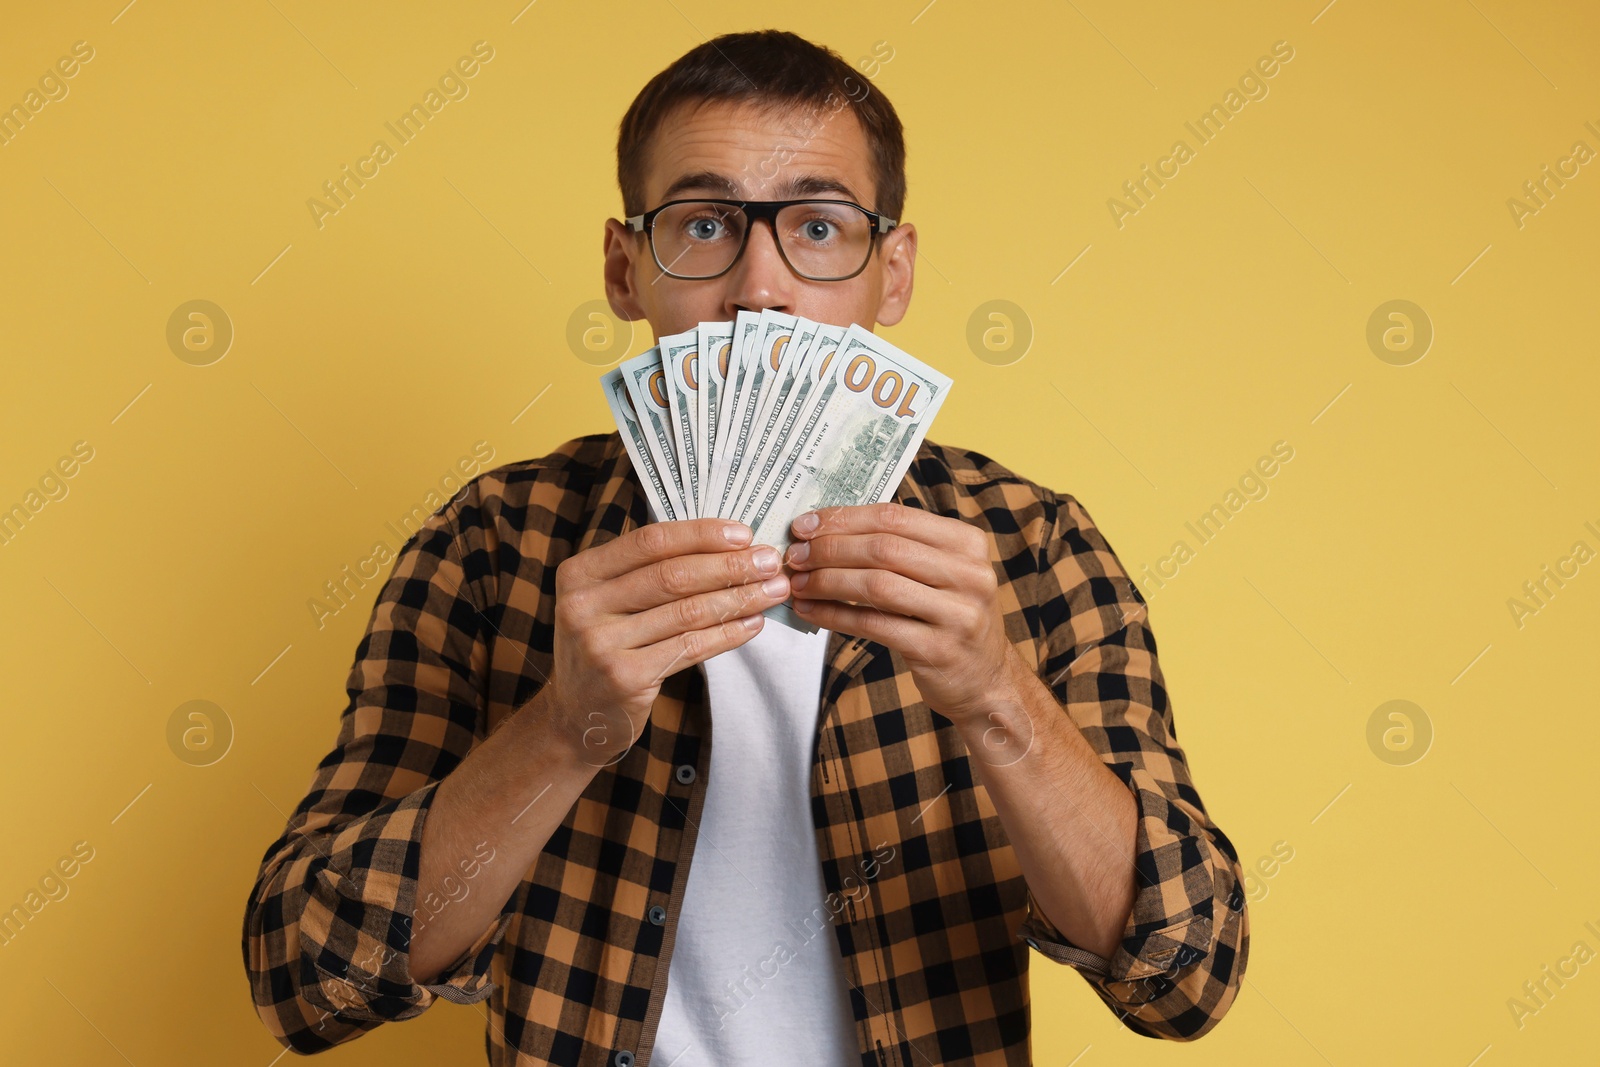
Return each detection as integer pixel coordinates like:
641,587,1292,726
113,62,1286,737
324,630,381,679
657,170,864,204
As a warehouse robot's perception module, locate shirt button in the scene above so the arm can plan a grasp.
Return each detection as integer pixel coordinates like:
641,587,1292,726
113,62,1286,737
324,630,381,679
613,1052,634,1067
648,905,667,925
674,763,696,785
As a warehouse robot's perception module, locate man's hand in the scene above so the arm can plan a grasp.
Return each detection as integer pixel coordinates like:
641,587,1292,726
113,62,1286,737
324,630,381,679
413,517,782,981
784,502,1016,723
547,517,790,766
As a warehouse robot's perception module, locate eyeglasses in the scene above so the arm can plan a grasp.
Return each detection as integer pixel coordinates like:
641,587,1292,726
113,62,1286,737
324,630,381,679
624,198,898,282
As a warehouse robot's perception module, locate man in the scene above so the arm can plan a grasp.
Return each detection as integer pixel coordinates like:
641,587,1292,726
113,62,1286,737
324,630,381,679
244,29,1249,1066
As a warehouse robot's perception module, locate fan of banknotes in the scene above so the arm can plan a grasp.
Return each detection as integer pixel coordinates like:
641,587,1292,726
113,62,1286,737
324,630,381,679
600,309,953,633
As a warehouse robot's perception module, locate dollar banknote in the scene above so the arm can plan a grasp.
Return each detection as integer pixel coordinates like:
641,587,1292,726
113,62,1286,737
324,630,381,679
696,319,735,507
600,320,952,633
600,363,679,524
617,347,689,521
738,325,953,631
705,309,765,517
658,328,702,518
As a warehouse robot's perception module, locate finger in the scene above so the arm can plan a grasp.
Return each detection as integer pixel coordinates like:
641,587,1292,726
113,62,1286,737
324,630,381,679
785,531,976,590
599,543,785,615
619,573,791,648
787,566,940,622
791,502,984,555
578,518,752,583
639,611,768,683
790,596,934,648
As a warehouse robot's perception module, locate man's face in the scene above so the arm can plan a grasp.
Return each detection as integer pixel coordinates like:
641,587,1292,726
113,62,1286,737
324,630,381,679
602,98,917,339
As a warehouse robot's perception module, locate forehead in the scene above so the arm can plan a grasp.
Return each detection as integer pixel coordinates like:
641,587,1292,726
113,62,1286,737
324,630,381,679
641,97,877,206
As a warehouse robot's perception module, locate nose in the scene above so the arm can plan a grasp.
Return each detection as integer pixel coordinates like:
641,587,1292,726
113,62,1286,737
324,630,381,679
722,218,795,318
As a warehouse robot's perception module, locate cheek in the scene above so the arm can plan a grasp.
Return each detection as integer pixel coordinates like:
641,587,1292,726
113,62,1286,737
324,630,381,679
640,282,731,337
795,281,878,328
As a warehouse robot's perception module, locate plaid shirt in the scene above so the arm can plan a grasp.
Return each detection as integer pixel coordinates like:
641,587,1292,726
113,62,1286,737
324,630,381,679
243,431,1250,1065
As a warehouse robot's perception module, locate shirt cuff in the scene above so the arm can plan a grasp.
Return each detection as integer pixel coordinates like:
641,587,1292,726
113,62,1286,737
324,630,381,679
1015,763,1221,997
417,909,514,1005
295,781,517,1024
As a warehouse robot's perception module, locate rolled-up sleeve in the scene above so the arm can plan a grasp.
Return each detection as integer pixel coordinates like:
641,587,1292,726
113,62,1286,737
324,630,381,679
241,485,517,1052
1017,490,1250,1041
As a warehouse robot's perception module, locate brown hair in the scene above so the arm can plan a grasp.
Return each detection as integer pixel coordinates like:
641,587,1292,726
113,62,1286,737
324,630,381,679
616,30,906,222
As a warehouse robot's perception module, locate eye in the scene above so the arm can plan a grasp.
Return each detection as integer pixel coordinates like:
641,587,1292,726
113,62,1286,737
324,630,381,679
675,205,742,243
797,217,839,243
685,216,727,241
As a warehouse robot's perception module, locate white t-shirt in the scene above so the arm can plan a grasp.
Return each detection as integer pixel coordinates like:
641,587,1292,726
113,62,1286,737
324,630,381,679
651,621,860,1065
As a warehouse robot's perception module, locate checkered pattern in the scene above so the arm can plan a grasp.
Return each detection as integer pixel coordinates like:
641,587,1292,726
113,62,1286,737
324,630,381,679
242,431,1249,1065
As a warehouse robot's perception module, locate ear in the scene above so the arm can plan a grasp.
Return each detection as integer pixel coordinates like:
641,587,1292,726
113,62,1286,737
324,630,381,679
872,222,916,328
602,218,649,321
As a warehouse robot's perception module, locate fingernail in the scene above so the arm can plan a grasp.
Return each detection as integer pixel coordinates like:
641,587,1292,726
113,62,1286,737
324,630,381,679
762,575,788,597
753,546,780,574
794,598,813,613
724,523,752,544
790,570,809,591
793,512,819,536
742,614,763,630
787,541,809,565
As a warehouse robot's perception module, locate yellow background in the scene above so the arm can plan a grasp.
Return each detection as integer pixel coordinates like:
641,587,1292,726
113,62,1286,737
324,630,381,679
2,0,1596,1063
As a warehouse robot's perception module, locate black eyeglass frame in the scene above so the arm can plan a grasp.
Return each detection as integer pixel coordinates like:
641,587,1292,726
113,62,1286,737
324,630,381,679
623,197,900,282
